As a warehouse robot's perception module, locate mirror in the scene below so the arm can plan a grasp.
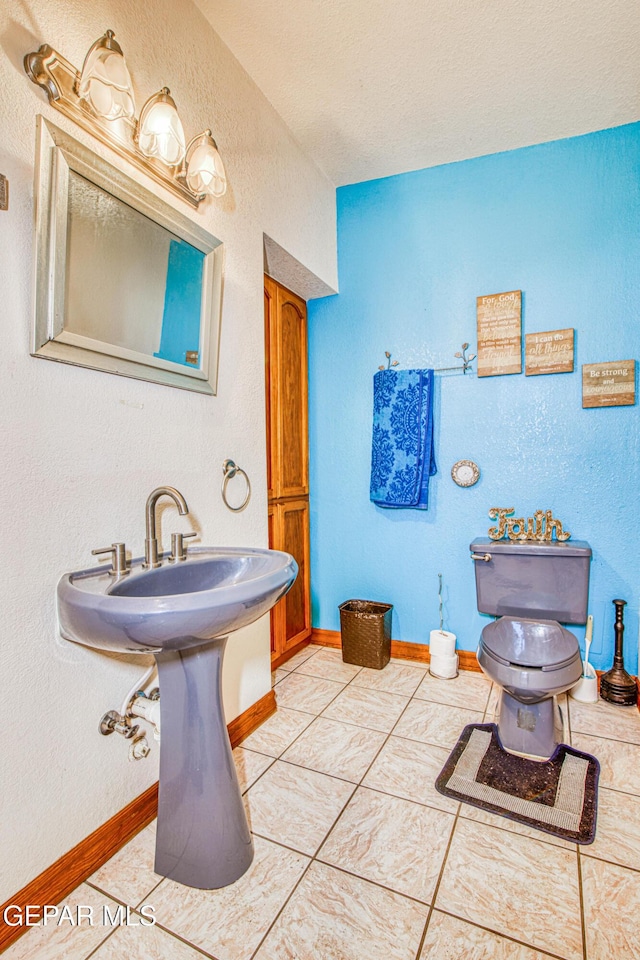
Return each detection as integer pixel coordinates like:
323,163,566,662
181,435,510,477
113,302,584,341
32,117,224,394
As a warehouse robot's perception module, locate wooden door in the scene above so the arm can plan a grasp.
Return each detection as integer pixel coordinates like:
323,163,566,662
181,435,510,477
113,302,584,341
269,283,309,500
265,276,312,661
267,501,278,656
264,278,277,502
270,499,311,655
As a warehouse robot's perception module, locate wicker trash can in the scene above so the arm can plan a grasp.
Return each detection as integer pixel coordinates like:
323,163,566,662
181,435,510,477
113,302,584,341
339,599,393,670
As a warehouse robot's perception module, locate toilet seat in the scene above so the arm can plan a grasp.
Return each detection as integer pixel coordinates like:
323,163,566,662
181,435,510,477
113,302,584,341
481,616,581,671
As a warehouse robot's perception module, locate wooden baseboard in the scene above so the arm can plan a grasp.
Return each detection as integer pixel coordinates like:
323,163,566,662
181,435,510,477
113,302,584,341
309,628,340,648
310,628,482,672
311,630,640,705
0,785,158,953
271,635,314,670
0,688,276,954
228,690,276,747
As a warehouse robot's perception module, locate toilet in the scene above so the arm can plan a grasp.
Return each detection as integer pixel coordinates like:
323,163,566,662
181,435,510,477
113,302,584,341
470,537,592,760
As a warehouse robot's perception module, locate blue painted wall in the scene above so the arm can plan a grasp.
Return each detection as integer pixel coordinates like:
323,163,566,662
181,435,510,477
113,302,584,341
308,123,640,674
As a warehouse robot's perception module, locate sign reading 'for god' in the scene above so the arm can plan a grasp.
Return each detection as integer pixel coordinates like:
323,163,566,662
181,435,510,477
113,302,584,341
476,290,522,377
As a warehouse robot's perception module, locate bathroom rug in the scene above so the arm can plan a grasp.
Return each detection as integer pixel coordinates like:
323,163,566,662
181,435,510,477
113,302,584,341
435,723,599,844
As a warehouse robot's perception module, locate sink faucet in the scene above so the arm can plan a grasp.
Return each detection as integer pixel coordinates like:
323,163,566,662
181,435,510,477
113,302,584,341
144,486,189,569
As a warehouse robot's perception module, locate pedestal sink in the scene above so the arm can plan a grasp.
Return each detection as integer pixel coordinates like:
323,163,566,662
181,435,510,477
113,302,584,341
57,546,297,889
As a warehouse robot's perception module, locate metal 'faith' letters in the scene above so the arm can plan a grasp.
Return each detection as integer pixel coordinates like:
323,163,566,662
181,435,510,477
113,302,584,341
488,507,570,542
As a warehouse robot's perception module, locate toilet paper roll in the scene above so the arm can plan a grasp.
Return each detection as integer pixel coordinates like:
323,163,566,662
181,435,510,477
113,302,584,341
429,652,459,680
430,630,457,658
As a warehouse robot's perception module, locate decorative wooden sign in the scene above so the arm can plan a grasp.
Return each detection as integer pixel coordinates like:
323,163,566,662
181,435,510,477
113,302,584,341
525,328,574,376
476,290,522,377
582,360,636,408
488,507,571,542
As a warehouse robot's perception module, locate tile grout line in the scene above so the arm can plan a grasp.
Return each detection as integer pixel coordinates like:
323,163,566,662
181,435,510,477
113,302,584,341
246,781,439,957
284,656,415,735
412,796,462,960
592,781,640,801
237,753,277,796
276,720,392,786
80,878,221,960
282,652,493,729
80,879,220,960
452,810,578,853
279,651,367,717
309,726,396,855
309,857,433,910
570,729,640,748
267,659,496,825
428,909,571,960
579,852,640,875
81,927,122,960
83,876,164,912
245,656,391,791
567,689,640,747
576,846,589,960
347,779,460,816
136,917,221,960
246,857,315,960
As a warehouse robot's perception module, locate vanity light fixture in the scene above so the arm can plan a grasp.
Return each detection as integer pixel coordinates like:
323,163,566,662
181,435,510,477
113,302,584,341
137,87,186,166
24,31,226,207
76,30,135,121
184,130,227,197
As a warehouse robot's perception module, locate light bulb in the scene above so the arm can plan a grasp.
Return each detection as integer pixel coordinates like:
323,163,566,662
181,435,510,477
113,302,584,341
185,131,227,197
77,30,135,121
137,88,186,166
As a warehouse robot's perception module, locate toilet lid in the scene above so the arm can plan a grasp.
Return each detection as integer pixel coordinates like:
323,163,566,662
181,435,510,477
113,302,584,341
481,617,580,670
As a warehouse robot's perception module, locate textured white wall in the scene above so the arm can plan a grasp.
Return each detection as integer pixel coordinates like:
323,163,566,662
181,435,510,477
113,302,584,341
0,0,336,901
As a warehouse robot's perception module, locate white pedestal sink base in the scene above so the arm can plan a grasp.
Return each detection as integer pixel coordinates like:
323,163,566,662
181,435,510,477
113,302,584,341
155,638,254,889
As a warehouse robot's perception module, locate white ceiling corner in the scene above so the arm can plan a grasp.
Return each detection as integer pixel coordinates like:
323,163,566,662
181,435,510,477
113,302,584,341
194,0,640,187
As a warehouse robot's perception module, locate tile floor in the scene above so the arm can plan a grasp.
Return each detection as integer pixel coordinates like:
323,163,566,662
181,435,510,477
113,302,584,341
7,644,640,960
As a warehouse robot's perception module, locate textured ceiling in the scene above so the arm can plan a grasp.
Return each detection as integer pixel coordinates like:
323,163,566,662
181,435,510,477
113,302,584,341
194,0,640,186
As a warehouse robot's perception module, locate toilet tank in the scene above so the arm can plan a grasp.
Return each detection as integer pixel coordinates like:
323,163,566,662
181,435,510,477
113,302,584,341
470,538,592,624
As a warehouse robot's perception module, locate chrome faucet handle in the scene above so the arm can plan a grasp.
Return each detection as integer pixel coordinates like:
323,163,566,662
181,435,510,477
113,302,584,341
168,531,198,563
92,542,129,577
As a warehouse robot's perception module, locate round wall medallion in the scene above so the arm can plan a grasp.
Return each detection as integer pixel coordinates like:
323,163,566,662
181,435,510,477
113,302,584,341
451,459,480,487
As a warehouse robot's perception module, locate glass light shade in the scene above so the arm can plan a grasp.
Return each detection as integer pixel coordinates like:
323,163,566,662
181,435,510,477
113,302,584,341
137,88,186,166
185,131,227,197
77,30,135,121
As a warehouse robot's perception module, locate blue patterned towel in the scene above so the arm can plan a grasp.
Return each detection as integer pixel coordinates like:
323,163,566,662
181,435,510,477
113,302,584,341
370,369,437,509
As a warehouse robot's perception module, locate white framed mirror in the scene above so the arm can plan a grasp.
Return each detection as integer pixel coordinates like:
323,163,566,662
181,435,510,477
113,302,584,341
31,117,224,395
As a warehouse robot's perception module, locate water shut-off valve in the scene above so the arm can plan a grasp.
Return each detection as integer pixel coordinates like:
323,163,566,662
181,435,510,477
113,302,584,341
99,687,160,761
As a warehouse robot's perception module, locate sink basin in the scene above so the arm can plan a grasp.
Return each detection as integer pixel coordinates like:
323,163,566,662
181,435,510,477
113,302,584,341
58,546,297,654
57,546,297,891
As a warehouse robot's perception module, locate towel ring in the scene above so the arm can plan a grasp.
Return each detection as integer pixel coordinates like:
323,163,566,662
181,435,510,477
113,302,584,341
222,459,251,512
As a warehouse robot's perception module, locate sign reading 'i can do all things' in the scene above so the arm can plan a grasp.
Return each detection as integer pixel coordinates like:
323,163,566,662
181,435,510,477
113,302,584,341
525,328,574,376
476,291,522,377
